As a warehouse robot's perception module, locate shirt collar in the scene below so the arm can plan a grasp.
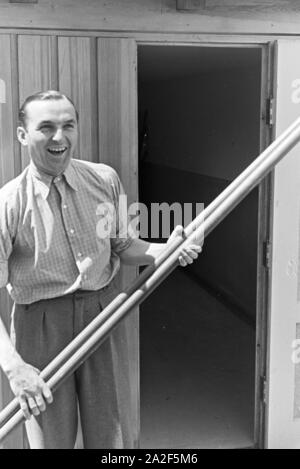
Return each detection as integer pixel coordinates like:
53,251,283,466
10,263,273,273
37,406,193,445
29,160,79,200
28,161,53,200
63,161,79,192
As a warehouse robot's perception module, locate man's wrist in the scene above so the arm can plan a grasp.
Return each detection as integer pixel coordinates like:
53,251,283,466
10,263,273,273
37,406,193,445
1,350,24,379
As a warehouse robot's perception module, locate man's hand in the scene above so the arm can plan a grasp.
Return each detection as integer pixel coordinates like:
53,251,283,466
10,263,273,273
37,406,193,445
119,226,202,267
167,225,202,267
7,360,53,420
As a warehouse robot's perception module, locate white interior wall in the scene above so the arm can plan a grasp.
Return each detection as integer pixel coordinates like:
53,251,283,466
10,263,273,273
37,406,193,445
138,46,261,315
139,46,261,181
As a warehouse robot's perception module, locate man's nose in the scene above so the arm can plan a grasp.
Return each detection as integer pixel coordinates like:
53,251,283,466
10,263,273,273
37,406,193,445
52,128,63,142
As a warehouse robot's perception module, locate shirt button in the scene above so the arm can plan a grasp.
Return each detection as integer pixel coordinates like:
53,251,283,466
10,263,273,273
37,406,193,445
83,274,88,280
78,252,82,258
70,229,75,235
54,176,61,183
63,204,68,209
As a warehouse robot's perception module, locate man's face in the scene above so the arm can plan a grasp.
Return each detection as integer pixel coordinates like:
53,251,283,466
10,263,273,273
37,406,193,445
17,98,78,176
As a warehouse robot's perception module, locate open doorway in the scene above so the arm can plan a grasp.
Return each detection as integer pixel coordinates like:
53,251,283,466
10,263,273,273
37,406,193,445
138,44,264,449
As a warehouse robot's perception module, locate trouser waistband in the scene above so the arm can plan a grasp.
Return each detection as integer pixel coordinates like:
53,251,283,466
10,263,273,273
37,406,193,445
16,284,113,309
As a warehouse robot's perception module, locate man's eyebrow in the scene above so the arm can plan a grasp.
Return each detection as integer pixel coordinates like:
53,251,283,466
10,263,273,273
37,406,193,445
37,120,54,126
37,119,76,126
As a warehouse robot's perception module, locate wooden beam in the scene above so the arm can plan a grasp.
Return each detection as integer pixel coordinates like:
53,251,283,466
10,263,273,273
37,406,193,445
177,0,206,10
177,0,291,9
9,1,38,4
0,0,300,35
206,0,290,6
177,0,205,9
0,1,37,3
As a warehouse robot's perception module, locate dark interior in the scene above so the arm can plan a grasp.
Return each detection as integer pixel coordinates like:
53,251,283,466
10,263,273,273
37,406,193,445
138,45,262,449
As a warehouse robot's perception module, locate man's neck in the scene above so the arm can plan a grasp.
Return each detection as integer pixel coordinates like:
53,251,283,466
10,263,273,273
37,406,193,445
29,160,70,179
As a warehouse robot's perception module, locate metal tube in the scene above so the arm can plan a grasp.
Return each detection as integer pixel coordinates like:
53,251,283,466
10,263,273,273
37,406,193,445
1,117,300,443
1,117,291,431
1,114,297,429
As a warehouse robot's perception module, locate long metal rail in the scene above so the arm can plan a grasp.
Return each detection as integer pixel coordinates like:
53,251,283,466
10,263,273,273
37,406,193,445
1,116,300,443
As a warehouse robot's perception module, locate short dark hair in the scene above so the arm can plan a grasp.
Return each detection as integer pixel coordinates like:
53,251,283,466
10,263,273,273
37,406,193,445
19,90,79,128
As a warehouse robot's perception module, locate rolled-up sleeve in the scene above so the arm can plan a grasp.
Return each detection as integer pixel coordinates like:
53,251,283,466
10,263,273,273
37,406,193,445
0,198,13,288
109,170,135,254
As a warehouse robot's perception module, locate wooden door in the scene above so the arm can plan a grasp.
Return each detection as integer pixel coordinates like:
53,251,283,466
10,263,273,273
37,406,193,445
266,39,300,448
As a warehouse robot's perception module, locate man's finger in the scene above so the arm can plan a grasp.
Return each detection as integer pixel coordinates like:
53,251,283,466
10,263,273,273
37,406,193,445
19,397,31,420
27,397,40,416
42,383,53,404
35,394,46,412
184,249,199,260
189,244,202,252
183,255,193,265
167,225,186,244
178,256,187,267
173,225,184,236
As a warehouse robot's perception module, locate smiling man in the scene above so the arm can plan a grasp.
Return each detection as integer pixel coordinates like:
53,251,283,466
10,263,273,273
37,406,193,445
0,90,201,449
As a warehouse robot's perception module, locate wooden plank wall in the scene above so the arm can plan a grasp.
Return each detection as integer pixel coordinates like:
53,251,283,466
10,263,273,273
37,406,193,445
98,38,138,190
0,34,23,450
1,0,300,34
18,35,58,169
58,37,98,163
98,38,139,446
0,33,139,449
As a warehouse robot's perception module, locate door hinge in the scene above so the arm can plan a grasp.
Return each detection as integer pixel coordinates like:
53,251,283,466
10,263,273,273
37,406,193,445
263,240,272,270
266,97,274,127
260,376,267,405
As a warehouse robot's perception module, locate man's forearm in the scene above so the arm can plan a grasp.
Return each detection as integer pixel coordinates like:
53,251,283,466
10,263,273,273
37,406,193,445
0,315,22,377
119,238,165,266
119,226,202,268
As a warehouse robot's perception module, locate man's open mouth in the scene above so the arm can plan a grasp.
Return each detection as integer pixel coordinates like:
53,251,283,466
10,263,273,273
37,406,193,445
47,146,68,156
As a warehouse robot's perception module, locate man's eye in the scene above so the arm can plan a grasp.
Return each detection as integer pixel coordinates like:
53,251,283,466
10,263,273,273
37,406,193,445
64,124,74,129
39,125,52,131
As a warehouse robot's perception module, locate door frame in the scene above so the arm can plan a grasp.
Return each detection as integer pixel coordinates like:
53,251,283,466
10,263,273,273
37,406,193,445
264,39,300,449
136,38,274,449
0,29,276,449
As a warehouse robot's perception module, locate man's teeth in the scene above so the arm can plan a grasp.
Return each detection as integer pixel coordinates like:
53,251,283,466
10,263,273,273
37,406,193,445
48,147,67,154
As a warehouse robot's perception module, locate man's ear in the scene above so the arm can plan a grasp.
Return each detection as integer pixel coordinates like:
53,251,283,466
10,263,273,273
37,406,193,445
17,126,28,146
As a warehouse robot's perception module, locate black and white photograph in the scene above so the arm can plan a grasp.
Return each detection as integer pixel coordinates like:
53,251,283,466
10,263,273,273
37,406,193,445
0,0,300,452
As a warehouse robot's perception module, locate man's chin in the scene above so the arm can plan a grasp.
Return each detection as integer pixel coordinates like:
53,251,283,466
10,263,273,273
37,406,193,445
51,159,71,176
36,155,72,177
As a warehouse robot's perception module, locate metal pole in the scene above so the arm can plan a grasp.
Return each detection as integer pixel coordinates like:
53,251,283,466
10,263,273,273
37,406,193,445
2,114,298,429
1,117,300,442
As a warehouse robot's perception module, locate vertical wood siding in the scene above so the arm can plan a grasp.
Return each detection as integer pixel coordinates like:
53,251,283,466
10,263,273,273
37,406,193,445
58,37,98,163
18,35,58,169
98,37,139,447
0,34,23,450
0,33,139,449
